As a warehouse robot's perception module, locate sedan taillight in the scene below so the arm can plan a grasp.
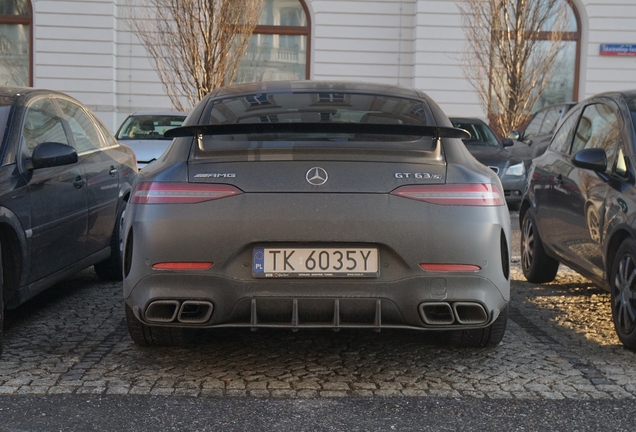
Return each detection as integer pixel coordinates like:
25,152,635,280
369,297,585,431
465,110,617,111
391,184,504,206
131,182,242,204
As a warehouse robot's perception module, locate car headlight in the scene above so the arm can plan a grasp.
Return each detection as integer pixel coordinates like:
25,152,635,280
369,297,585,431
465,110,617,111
505,162,525,176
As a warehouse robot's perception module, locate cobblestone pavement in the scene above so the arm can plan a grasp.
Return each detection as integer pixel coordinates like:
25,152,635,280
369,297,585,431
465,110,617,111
1,215,635,399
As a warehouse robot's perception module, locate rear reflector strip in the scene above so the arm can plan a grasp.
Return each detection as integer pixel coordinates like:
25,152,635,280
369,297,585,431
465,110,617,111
131,182,242,204
391,184,504,206
420,264,481,272
153,262,213,270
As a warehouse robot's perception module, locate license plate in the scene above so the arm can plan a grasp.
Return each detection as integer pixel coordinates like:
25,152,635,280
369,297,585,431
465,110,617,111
253,247,379,278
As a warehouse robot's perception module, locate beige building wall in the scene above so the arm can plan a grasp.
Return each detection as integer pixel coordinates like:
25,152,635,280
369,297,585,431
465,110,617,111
29,0,636,129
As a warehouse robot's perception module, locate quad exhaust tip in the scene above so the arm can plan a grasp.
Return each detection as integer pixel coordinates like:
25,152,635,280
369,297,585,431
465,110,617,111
452,302,488,324
419,301,488,326
178,301,214,323
144,300,214,324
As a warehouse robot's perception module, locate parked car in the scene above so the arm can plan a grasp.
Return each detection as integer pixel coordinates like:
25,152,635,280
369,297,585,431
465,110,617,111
0,86,138,356
450,117,527,209
519,90,636,351
115,111,188,168
122,80,511,348
507,103,576,166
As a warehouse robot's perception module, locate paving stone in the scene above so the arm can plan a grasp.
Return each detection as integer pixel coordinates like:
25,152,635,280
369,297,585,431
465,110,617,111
248,390,271,398
319,391,348,397
322,382,350,391
47,387,76,395
150,387,174,396
2,263,636,401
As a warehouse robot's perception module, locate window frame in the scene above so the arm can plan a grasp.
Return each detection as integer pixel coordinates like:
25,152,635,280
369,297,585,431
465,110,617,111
0,0,33,86
250,0,311,80
532,0,582,102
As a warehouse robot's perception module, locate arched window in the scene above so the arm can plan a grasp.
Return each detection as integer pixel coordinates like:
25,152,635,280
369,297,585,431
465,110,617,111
536,0,581,107
0,0,32,87
235,0,310,84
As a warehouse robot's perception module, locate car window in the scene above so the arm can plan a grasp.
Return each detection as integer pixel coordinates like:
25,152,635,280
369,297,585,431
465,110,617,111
572,104,619,152
57,99,102,153
615,147,629,178
0,102,13,164
539,106,562,135
21,97,69,158
116,115,186,140
93,115,120,148
451,121,499,147
571,103,620,170
524,110,546,138
548,106,581,154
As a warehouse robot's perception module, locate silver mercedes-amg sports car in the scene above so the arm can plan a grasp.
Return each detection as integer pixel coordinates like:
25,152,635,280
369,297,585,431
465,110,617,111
122,81,511,347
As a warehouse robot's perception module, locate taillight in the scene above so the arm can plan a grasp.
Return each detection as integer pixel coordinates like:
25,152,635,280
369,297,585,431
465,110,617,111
391,184,504,206
131,182,242,204
420,264,481,272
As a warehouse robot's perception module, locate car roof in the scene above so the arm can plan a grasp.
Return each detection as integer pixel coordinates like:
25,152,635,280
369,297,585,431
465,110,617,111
449,117,489,125
582,89,636,100
533,102,577,114
208,80,425,100
128,111,189,117
0,85,72,100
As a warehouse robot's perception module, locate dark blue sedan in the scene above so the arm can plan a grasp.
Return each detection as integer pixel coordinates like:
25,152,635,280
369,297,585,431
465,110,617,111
520,90,636,351
0,86,138,356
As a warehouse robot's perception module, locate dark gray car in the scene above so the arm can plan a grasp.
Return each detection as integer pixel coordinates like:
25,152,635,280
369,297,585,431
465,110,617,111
507,103,576,166
520,90,636,351
450,117,527,208
0,86,138,356
122,81,511,348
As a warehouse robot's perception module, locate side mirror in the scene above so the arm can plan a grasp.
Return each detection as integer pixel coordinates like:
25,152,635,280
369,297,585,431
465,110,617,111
507,131,520,140
571,148,607,173
502,138,514,147
32,142,78,169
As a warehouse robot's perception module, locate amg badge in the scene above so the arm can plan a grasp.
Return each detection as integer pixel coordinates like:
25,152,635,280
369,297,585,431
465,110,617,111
194,173,236,178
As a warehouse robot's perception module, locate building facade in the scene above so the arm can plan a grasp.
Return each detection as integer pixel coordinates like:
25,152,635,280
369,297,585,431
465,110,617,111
1,0,634,130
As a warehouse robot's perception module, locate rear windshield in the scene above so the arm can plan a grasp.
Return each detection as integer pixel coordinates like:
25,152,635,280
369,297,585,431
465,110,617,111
198,92,435,153
117,114,186,140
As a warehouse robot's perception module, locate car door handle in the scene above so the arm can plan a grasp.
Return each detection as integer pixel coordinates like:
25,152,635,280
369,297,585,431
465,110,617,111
109,166,118,176
74,175,85,189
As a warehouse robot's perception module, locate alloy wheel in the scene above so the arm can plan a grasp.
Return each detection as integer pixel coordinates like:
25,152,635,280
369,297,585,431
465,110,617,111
522,216,535,272
613,254,636,334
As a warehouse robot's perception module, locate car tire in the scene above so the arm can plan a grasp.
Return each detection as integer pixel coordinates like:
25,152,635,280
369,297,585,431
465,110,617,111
610,238,636,352
521,209,559,283
94,201,126,281
448,306,508,347
125,304,196,346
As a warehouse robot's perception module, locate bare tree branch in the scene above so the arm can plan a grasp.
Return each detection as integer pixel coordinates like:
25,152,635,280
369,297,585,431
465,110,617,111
123,0,263,111
456,0,570,136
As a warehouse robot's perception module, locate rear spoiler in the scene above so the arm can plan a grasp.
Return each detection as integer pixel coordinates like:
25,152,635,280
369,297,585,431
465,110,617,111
164,123,471,141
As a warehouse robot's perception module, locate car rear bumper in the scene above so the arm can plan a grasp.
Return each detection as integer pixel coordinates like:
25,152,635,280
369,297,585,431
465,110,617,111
123,192,511,331
125,272,507,330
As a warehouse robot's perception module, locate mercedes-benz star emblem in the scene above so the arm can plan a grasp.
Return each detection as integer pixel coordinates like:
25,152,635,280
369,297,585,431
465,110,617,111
306,167,328,186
